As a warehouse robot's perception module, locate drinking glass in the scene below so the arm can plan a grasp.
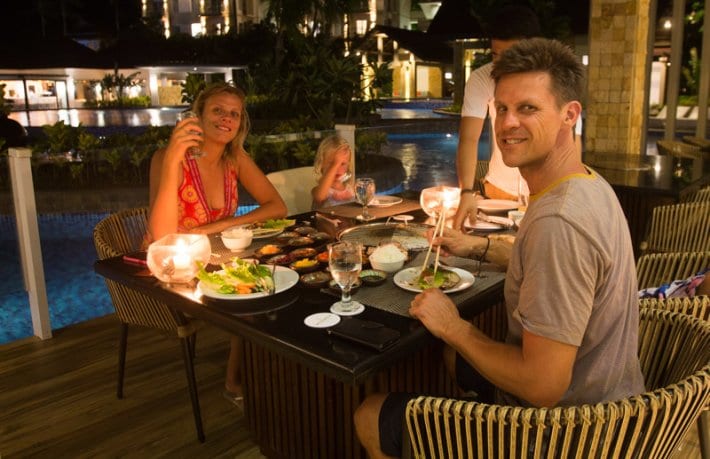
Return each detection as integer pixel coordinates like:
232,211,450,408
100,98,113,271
355,177,376,221
328,241,364,315
176,110,206,158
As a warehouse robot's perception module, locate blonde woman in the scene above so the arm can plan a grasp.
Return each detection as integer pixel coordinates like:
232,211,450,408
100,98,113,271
148,82,287,409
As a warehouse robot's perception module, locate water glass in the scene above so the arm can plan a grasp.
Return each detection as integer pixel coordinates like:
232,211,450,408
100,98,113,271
355,177,376,221
328,241,364,315
176,110,206,159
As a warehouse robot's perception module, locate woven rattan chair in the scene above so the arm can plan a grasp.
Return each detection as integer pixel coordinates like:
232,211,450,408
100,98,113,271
682,186,710,203
640,296,710,459
636,251,710,290
639,202,710,255
404,308,710,459
475,160,490,195
94,208,205,442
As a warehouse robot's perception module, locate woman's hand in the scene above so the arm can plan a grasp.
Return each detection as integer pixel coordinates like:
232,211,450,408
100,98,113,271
164,118,203,165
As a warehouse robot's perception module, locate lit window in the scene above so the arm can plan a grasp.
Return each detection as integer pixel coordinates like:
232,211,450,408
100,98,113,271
356,20,368,35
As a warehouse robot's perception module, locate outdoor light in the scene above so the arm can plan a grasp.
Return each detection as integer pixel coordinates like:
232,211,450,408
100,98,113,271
147,233,211,284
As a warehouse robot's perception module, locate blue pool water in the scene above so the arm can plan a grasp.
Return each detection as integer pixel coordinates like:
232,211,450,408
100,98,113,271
0,213,114,344
0,131,485,345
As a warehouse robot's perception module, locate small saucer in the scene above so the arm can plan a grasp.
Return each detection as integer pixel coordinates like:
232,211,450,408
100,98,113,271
304,312,341,328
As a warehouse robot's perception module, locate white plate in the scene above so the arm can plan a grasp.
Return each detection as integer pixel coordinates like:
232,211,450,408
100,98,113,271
393,267,475,294
304,312,341,328
198,266,299,299
370,195,403,207
464,216,513,231
250,227,284,239
477,199,520,213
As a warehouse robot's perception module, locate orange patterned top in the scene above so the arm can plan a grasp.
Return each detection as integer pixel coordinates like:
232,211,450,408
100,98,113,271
177,157,238,232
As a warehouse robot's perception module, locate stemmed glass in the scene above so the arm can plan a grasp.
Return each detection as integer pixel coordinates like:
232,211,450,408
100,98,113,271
355,177,376,221
176,110,206,159
328,241,364,315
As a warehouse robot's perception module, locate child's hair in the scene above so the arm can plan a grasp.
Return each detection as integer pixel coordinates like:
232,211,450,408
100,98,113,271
313,134,352,177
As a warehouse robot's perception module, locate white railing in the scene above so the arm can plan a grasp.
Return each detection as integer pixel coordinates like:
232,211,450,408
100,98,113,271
8,147,52,340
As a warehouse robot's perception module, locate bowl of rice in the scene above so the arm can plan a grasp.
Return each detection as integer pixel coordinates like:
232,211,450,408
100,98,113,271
221,226,253,251
369,243,407,273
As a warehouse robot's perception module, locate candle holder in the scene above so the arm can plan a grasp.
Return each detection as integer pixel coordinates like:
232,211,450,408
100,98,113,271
146,233,212,284
419,186,461,223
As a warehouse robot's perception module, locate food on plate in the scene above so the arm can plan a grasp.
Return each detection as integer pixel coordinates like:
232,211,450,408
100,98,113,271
316,251,330,263
299,270,331,288
360,269,387,286
415,267,461,290
274,231,301,243
255,244,283,256
290,258,319,272
290,247,318,259
196,258,274,295
257,219,296,229
369,243,408,272
294,226,317,235
309,231,332,243
288,236,314,247
265,254,292,265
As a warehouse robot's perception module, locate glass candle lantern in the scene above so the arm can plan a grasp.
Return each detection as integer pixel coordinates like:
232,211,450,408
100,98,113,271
419,185,461,220
146,233,212,284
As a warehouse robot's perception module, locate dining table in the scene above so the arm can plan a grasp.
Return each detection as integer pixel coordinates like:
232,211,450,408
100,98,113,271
584,152,710,257
93,198,507,459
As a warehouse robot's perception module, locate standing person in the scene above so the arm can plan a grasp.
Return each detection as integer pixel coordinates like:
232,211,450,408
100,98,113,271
311,134,355,209
354,38,644,458
148,81,287,409
452,5,583,230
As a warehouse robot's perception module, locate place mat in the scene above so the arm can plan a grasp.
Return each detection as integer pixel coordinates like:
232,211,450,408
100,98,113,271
323,252,506,318
318,198,421,220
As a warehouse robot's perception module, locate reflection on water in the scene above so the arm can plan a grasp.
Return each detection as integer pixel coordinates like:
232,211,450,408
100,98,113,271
380,131,491,191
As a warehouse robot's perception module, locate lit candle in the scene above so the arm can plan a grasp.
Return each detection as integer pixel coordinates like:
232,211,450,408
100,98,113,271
172,252,192,270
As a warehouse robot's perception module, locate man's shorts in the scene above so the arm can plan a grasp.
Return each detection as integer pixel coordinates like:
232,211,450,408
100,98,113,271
377,353,495,456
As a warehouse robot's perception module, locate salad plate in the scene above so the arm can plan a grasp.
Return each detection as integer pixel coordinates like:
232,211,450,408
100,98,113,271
251,227,284,239
198,265,299,300
393,267,475,294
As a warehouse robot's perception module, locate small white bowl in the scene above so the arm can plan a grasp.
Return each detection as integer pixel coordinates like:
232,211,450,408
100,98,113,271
369,244,407,273
370,257,405,273
221,227,253,251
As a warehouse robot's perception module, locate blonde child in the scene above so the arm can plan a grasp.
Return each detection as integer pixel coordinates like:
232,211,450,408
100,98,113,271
311,134,355,209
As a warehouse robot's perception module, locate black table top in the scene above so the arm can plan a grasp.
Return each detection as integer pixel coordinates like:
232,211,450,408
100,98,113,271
94,212,506,385
584,152,710,197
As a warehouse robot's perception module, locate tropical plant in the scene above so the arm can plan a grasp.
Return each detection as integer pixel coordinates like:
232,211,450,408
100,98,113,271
181,74,208,105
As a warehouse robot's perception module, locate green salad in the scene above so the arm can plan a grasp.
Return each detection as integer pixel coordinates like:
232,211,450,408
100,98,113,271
261,218,296,229
197,258,274,295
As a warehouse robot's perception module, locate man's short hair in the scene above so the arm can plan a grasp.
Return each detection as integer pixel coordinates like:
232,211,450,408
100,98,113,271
486,4,541,41
491,38,585,106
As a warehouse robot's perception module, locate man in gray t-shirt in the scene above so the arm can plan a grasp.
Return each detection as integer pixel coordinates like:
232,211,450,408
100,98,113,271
354,38,644,458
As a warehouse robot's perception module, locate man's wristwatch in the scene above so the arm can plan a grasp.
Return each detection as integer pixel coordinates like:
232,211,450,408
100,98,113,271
460,188,479,196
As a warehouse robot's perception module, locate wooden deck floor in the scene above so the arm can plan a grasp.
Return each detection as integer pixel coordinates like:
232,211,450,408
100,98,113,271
0,314,264,458
0,314,702,458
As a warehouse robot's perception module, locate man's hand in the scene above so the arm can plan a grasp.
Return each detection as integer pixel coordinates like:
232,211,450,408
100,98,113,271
453,192,479,230
409,288,464,339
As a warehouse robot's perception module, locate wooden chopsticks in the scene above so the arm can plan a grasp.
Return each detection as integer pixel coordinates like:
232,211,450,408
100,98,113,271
420,209,447,275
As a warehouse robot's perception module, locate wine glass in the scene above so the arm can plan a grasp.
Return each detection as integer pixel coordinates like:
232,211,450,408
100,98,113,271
355,177,376,221
176,110,206,159
419,185,460,226
328,241,364,315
